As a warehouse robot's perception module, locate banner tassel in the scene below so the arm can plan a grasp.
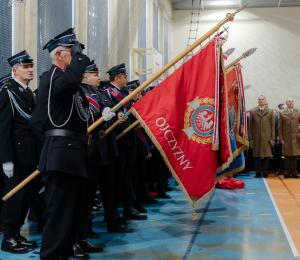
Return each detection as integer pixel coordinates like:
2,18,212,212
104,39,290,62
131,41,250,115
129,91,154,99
192,206,198,220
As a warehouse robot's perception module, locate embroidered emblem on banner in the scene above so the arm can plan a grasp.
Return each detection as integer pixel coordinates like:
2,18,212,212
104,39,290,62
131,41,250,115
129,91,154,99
183,97,215,144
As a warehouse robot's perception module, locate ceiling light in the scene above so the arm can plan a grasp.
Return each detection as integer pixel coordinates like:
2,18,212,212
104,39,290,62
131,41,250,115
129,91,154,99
205,1,237,6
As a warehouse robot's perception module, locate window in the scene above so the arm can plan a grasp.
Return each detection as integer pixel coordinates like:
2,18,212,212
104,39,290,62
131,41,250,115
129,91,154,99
153,2,160,51
164,17,169,67
37,0,73,84
0,1,12,75
138,2,147,84
87,0,109,76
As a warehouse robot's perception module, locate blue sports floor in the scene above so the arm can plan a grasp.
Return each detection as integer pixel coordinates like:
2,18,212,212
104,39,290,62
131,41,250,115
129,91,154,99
0,173,297,259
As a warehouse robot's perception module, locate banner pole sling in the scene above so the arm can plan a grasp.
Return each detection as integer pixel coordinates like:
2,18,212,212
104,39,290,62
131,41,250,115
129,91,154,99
3,10,243,201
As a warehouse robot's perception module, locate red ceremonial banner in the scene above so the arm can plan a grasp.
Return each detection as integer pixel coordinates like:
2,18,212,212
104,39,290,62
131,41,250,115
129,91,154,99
132,40,232,211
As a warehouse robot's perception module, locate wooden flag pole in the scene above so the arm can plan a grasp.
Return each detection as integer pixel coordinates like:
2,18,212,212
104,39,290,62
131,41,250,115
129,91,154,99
116,121,139,140
225,47,257,71
3,8,244,201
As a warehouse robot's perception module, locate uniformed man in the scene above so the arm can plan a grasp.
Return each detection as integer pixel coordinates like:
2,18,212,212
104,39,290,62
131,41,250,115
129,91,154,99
0,52,39,254
248,95,275,178
106,64,147,220
126,84,149,213
72,60,126,259
38,28,90,260
0,75,13,234
278,98,300,179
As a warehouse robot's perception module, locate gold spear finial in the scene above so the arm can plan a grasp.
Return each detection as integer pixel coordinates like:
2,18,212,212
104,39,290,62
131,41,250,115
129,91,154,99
234,3,249,14
242,48,257,58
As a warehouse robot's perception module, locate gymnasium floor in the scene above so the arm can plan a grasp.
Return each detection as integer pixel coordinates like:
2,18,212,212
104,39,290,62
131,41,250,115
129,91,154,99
0,173,299,260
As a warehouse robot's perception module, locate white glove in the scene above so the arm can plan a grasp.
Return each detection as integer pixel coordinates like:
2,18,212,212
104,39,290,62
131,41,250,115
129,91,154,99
102,107,116,122
3,162,14,178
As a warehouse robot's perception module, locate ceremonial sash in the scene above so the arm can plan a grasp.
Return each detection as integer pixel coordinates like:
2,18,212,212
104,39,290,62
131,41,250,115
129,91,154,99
107,87,131,112
7,90,31,120
135,128,152,158
85,93,100,112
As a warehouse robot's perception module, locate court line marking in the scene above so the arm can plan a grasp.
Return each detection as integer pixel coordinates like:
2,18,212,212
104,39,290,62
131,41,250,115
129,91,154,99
150,219,162,222
217,216,229,217
263,178,299,257
272,193,289,195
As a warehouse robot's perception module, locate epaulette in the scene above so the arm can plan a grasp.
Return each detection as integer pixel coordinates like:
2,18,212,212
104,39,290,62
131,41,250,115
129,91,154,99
0,81,12,91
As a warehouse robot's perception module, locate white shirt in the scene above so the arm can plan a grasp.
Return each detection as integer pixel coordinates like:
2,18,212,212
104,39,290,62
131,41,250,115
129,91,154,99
14,78,28,90
110,82,121,91
259,106,265,111
288,109,294,113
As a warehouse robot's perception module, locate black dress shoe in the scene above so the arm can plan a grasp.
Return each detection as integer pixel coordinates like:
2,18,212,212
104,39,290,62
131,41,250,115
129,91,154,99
94,203,102,208
92,206,100,212
86,229,99,239
123,207,148,220
254,173,262,178
165,186,173,191
78,239,103,253
1,238,29,254
134,204,148,213
108,225,135,233
292,175,299,179
142,197,158,204
284,175,290,179
118,216,127,224
73,242,90,260
263,173,268,178
157,192,171,199
15,233,38,249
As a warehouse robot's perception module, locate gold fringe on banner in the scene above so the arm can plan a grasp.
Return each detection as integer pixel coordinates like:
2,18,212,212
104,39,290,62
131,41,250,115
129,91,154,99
192,207,198,220
214,162,245,182
211,143,219,151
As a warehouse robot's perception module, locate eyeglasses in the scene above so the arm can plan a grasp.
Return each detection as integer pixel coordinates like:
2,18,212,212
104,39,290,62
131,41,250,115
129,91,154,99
59,50,71,53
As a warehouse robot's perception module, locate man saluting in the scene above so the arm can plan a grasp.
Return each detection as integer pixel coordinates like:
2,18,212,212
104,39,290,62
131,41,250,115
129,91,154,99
38,28,90,260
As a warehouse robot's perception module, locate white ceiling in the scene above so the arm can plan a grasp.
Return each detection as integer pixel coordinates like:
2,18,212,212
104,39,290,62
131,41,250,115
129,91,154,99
170,0,300,10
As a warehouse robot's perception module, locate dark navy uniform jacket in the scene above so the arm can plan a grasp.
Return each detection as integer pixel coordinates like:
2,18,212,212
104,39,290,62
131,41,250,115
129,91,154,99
106,82,136,148
0,79,38,166
80,83,109,175
96,87,119,157
37,54,90,178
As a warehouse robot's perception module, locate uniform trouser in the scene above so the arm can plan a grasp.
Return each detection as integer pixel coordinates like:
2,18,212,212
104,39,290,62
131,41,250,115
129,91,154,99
114,145,136,210
40,171,86,260
1,163,36,229
284,156,298,176
0,167,5,225
136,155,147,203
99,162,122,230
254,157,270,174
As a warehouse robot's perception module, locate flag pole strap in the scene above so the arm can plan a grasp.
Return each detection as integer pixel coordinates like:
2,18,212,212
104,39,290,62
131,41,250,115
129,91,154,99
3,11,240,201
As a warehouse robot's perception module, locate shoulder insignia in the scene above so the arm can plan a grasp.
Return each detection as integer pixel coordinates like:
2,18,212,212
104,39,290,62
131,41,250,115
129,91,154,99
19,87,24,92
